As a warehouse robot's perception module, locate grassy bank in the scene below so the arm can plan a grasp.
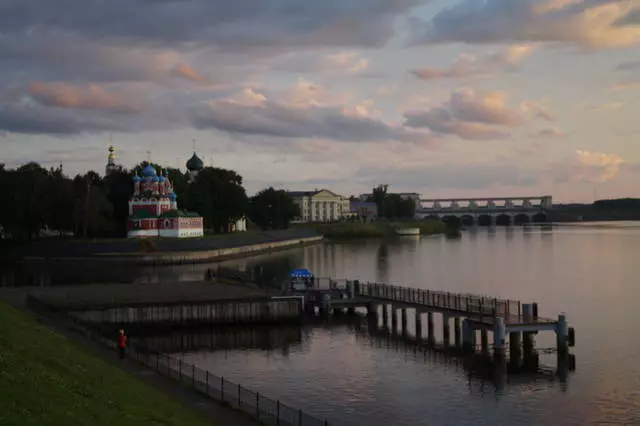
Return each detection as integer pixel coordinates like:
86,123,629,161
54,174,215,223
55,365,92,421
307,220,447,239
0,303,211,426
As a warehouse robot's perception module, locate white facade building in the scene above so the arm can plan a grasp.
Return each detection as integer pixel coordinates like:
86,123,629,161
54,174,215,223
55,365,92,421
288,190,350,223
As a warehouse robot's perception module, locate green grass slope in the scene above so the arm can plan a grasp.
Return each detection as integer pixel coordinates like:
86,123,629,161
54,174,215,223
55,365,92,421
0,303,211,426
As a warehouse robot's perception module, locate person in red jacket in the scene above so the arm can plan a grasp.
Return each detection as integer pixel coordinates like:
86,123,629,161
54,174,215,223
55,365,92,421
117,329,127,359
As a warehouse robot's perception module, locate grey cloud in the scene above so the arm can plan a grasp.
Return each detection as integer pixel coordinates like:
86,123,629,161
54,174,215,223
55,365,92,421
1,0,422,50
0,104,124,135
0,93,183,135
189,99,433,143
404,108,509,140
616,61,640,71
409,0,639,49
402,89,523,140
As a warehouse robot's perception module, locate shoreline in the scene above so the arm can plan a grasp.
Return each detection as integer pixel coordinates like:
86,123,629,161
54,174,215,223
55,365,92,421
12,229,322,266
21,235,323,266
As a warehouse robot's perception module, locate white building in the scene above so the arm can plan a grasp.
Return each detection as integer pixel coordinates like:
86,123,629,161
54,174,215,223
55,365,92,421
288,189,350,223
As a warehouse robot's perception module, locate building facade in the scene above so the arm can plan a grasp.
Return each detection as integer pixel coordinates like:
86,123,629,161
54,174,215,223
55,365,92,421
350,201,378,222
127,162,204,238
289,189,350,223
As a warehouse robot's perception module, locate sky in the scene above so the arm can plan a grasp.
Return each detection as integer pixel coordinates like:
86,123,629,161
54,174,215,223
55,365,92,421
1,0,639,202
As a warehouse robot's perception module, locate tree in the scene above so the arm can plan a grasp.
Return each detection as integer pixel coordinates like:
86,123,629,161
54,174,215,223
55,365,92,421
72,171,106,238
16,163,49,240
187,167,248,232
371,184,388,218
249,187,300,230
103,170,133,237
42,165,75,235
385,194,416,219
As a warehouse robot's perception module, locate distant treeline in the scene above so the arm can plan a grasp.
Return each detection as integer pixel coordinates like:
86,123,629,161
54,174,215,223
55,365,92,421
550,198,640,222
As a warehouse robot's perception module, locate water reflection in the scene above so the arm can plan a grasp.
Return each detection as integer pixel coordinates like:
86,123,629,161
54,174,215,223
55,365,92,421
175,315,579,426
376,243,389,284
130,325,303,354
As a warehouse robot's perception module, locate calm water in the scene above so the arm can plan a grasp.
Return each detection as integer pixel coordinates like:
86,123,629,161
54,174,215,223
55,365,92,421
5,223,640,425
187,223,640,426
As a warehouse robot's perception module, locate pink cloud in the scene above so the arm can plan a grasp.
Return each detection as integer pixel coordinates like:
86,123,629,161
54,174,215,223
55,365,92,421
403,89,527,140
28,82,140,112
410,45,534,80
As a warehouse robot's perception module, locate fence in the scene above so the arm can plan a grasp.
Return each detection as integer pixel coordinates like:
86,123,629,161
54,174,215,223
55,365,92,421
200,269,523,318
357,282,521,318
26,295,331,426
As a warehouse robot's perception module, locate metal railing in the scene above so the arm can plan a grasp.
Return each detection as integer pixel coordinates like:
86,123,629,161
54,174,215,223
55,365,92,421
357,282,520,318
26,295,331,426
197,269,523,318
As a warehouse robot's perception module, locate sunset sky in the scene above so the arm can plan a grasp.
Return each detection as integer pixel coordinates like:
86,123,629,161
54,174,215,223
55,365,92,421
1,0,639,202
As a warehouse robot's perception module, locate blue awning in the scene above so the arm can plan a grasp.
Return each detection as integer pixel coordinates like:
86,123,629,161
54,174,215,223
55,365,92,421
289,268,313,278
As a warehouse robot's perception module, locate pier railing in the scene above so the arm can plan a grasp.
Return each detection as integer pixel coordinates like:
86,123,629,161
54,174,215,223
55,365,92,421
358,282,521,318
26,295,331,426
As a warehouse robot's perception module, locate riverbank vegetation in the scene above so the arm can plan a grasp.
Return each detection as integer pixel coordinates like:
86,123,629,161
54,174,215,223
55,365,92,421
0,162,301,243
0,303,211,426
550,198,640,222
307,220,448,239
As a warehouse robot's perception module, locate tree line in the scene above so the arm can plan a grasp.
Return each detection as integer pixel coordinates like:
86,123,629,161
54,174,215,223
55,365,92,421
369,184,417,219
0,162,300,241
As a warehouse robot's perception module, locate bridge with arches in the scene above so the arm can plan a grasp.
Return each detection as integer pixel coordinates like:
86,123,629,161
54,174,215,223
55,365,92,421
414,196,552,226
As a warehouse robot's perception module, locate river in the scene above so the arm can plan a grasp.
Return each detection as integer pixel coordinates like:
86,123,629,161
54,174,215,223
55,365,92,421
4,222,640,425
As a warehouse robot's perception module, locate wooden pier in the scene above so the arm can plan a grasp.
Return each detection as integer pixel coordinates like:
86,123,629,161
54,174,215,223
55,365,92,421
291,279,575,363
26,277,575,371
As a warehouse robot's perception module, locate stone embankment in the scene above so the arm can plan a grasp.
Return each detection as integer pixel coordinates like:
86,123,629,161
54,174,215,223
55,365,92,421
18,229,322,265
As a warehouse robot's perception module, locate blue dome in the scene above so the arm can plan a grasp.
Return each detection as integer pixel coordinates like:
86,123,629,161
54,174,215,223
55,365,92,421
158,176,166,183
169,192,177,201
132,175,141,182
141,164,157,177
152,176,159,182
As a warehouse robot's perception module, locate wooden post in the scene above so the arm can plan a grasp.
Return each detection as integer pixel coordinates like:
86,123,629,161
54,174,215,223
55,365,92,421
221,377,225,401
276,400,280,426
238,383,241,406
257,392,264,421
206,371,209,394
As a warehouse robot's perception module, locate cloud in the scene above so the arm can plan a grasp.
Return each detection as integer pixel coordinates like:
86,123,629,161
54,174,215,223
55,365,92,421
171,63,205,83
403,89,529,140
188,83,438,145
27,82,140,113
551,149,625,183
410,45,533,80
616,61,640,71
0,1,421,51
520,101,556,121
610,78,640,90
410,0,640,49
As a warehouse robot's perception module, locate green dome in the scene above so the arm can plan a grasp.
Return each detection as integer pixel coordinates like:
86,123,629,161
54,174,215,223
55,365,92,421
186,152,204,171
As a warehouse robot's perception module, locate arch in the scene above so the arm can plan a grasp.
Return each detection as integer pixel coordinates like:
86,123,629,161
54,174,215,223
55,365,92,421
514,213,531,225
461,215,475,227
495,214,512,226
441,215,461,227
477,214,492,227
532,212,547,223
